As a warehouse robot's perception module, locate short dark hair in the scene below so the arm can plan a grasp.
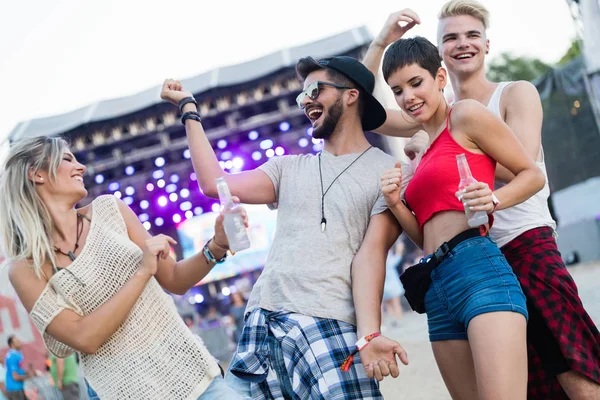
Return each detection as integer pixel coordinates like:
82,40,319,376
295,56,365,117
382,36,442,82
7,335,16,347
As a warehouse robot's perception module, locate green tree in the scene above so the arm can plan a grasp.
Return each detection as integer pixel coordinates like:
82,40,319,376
557,40,581,65
486,52,552,82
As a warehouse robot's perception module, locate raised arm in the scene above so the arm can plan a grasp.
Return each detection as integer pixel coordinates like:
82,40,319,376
117,197,246,295
495,81,544,183
362,10,423,138
9,233,170,354
160,79,276,204
381,162,423,248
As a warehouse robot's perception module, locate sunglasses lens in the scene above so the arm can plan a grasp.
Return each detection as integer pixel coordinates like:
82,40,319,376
296,93,305,109
309,84,319,100
297,82,320,109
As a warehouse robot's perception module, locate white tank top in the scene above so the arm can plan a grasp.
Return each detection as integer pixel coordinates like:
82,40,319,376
487,82,556,247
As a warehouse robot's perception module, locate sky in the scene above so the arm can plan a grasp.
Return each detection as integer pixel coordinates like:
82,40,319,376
0,0,577,145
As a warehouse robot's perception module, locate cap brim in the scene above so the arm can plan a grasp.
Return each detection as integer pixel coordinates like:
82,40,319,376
361,92,387,131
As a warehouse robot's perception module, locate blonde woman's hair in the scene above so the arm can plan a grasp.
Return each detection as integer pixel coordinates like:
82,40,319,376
0,136,69,278
438,0,490,30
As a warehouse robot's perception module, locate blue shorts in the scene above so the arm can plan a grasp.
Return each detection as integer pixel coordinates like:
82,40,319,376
425,236,528,342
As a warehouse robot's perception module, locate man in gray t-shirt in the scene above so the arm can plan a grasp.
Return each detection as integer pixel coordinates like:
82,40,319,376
161,55,407,399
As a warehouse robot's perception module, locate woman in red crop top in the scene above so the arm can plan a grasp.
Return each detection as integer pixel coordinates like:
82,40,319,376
378,37,545,399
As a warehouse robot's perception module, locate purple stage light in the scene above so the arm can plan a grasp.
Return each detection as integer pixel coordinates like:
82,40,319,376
146,183,155,192
279,122,290,132
220,151,232,161
260,139,273,150
275,146,285,156
190,172,197,181
113,191,122,199
166,184,177,193
194,207,203,215
125,186,135,196
152,170,164,180
140,200,149,210
306,127,313,136
252,151,262,161
142,221,151,231
125,166,135,176
217,139,228,149
194,294,204,304
154,157,165,167
158,196,168,207
170,174,180,183
155,217,164,227
185,210,193,219
266,149,275,158
180,201,192,211
169,193,178,202
108,182,120,191
172,214,182,223
313,143,323,152
157,179,166,188
180,188,190,198
95,174,104,184
139,213,149,222
222,287,231,296
123,196,134,205
248,130,259,140
232,157,244,169
224,160,233,170
183,149,191,159
211,203,220,213
298,138,309,148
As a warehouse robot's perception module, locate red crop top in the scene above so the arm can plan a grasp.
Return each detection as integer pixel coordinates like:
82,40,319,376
404,111,496,229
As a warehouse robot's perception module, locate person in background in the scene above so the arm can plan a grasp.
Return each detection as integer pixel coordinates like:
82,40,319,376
229,291,247,344
0,353,7,400
50,353,80,400
4,336,30,400
382,241,404,327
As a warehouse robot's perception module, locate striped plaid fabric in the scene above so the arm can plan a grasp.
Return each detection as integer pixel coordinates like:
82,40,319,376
230,309,382,399
502,227,600,399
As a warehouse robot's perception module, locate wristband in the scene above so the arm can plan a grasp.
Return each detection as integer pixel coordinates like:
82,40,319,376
202,239,227,264
340,332,381,372
181,111,202,125
178,96,197,114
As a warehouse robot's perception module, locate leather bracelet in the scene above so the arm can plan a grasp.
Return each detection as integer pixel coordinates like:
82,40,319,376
181,111,202,125
178,96,197,114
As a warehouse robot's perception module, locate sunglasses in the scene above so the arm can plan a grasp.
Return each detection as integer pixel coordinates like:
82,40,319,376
296,81,352,109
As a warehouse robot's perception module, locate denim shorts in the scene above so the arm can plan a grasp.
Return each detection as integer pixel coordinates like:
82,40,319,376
425,235,528,342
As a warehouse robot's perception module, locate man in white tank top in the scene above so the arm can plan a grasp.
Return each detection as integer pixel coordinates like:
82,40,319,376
362,2,600,398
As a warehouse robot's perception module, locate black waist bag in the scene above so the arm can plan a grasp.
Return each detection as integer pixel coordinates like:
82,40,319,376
400,258,439,314
400,228,483,314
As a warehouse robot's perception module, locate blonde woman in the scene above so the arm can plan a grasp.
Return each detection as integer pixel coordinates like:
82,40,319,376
0,136,247,400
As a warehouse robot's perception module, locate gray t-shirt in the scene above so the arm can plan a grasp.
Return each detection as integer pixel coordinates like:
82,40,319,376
246,147,396,326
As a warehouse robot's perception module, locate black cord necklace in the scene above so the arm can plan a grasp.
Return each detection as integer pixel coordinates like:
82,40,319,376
54,213,84,262
318,146,372,232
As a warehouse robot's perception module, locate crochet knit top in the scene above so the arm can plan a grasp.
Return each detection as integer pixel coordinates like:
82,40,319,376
29,195,220,399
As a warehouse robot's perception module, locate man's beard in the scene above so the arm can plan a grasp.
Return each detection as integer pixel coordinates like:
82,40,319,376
312,98,343,140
